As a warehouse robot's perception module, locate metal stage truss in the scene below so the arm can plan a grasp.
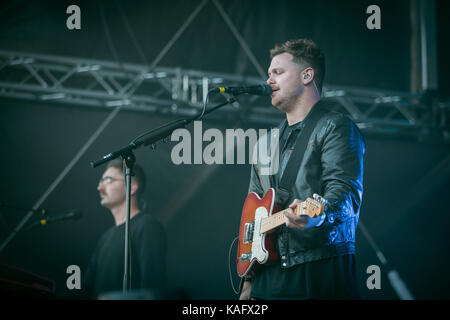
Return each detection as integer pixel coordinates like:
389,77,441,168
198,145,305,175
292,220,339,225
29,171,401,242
0,50,448,141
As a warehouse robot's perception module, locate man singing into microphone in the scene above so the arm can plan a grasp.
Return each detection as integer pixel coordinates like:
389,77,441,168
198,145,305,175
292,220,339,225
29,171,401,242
240,38,365,300
83,159,167,299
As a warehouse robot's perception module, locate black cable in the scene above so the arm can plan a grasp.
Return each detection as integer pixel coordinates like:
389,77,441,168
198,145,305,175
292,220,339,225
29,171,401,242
114,0,149,66
99,1,132,80
99,4,121,69
196,90,211,120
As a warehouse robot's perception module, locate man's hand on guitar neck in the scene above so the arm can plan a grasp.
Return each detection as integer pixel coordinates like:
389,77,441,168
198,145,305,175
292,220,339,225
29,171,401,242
283,199,325,229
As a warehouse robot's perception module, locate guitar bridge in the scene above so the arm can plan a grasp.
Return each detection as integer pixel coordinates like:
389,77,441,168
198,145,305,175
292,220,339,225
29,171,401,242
243,222,255,244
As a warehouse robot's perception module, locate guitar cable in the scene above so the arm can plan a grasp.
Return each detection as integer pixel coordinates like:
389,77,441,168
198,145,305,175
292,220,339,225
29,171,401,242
228,236,241,295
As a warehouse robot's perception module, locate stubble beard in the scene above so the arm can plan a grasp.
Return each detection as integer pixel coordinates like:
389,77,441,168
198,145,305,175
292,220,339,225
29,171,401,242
272,95,296,114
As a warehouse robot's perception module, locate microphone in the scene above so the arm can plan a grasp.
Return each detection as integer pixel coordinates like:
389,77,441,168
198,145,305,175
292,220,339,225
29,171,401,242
29,209,83,228
212,84,272,96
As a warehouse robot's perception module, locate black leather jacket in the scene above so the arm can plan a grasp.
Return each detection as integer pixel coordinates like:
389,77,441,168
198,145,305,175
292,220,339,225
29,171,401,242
248,100,365,268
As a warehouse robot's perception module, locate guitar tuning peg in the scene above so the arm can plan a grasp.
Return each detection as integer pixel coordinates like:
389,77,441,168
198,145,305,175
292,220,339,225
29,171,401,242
313,194,326,205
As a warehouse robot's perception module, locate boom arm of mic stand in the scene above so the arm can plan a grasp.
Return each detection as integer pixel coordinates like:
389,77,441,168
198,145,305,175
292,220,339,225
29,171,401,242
90,97,236,168
90,118,191,168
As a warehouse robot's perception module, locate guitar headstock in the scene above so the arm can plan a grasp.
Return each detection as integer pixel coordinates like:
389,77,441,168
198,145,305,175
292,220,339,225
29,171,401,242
295,193,327,218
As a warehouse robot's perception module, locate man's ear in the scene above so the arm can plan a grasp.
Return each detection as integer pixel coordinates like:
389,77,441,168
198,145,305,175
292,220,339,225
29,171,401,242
130,180,139,197
302,67,314,85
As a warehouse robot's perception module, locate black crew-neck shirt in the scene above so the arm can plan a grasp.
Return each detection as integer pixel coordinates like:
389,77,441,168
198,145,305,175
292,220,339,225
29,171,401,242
84,212,167,299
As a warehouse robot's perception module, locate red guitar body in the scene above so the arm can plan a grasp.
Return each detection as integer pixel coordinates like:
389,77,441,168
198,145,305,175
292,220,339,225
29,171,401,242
236,188,279,277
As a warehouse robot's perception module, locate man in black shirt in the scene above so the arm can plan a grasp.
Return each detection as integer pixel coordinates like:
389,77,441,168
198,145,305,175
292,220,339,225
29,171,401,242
240,39,365,300
84,159,167,299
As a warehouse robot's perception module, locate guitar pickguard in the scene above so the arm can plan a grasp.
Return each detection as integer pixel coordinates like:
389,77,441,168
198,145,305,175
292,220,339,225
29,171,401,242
251,206,269,264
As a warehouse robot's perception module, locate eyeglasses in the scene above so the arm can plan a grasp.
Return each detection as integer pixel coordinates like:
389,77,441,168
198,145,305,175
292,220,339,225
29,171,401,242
98,176,123,185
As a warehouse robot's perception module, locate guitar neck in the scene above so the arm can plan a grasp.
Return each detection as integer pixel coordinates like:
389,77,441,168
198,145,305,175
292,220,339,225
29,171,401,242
259,207,295,234
258,196,325,235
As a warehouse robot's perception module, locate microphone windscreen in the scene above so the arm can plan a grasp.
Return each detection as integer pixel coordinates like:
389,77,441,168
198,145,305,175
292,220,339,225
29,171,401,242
259,84,272,96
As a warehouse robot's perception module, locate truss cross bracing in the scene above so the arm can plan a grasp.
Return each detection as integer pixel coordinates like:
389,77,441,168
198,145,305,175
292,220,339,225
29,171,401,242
0,50,448,141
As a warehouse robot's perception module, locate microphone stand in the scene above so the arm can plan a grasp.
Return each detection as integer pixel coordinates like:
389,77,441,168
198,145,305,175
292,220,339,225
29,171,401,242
90,95,237,294
0,205,46,253
122,150,135,293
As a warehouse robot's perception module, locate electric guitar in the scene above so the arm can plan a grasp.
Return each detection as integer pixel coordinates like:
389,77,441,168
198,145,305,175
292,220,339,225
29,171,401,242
236,188,326,277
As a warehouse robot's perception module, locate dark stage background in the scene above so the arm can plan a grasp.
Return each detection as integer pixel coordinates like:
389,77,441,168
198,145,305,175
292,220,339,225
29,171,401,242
0,0,449,299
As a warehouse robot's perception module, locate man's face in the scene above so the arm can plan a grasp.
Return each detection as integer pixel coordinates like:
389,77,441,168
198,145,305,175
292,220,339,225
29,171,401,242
266,52,304,111
97,167,126,209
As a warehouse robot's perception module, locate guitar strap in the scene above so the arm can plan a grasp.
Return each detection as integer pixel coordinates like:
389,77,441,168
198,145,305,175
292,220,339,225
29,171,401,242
276,102,327,209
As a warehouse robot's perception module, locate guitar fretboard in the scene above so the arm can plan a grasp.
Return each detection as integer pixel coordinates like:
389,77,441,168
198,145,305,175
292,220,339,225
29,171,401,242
259,207,296,234
258,198,324,234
